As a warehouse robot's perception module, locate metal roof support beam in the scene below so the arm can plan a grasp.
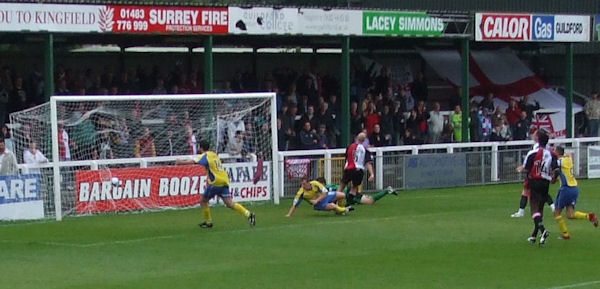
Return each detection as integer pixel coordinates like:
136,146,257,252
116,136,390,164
44,33,54,102
566,43,574,138
204,35,214,93
340,36,351,146
461,38,470,142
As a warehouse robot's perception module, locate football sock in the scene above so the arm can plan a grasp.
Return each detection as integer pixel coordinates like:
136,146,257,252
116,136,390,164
534,214,545,234
555,215,569,237
371,190,389,201
574,211,589,220
519,195,528,209
202,207,212,224
232,203,251,218
334,206,347,213
338,198,346,207
531,212,544,237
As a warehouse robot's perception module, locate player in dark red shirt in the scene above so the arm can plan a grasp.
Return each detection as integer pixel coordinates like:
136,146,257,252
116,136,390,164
338,132,375,198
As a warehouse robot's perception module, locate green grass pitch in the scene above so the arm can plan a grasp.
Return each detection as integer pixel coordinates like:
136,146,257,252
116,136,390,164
2,180,600,289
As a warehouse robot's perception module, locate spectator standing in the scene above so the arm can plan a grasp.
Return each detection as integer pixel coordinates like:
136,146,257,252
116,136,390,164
369,124,387,147
228,130,244,155
399,87,415,112
514,111,530,140
185,124,197,155
427,102,444,144
299,121,318,149
1,125,13,153
316,124,330,149
505,100,522,136
584,93,600,137
379,104,394,144
0,77,8,126
364,102,380,135
277,118,289,151
350,101,364,136
480,110,492,142
134,127,156,158
0,137,18,176
450,105,463,142
57,123,71,161
415,101,429,142
469,102,481,142
299,105,318,131
157,129,177,156
23,141,48,174
481,92,495,114
392,101,406,145
520,95,540,122
9,76,28,113
403,128,420,145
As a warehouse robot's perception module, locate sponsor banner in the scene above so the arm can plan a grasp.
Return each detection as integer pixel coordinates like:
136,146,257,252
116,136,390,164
0,3,104,32
476,13,531,41
553,15,590,42
228,7,297,35
0,3,227,34
587,146,600,178
404,153,467,189
107,5,228,34
0,174,44,220
476,13,590,42
76,162,270,214
363,11,445,36
297,8,362,35
594,15,600,41
285,159,311,179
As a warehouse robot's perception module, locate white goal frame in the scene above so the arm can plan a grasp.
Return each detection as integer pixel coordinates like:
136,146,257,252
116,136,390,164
48,92,279,221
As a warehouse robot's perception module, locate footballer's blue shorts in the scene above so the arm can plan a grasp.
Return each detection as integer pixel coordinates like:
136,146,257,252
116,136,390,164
555,186,579,210
314,192,337,211
203,185,231,200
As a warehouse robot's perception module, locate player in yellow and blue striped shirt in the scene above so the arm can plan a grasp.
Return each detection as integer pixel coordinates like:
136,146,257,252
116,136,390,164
285,177,354,217
552,146,597,240
177,140,255,228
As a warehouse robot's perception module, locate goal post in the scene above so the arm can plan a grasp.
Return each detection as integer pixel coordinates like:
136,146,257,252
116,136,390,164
10,92,278,221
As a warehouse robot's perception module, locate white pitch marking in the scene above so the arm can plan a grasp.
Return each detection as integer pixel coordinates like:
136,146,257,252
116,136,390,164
546,280,600,289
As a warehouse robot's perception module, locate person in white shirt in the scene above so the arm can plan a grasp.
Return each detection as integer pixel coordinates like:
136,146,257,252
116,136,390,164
0,137,18,176
23,141,48,174
427,102,444,144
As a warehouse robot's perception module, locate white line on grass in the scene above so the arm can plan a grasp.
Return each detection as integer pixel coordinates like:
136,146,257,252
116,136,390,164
546,280,600,289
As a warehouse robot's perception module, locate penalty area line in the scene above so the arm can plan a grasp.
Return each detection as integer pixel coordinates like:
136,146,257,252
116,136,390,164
546,280,600,289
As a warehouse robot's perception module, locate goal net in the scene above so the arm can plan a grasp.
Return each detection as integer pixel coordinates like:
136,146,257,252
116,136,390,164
8,93,278,220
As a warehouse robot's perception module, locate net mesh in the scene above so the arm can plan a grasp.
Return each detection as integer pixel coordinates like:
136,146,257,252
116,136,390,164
9,94,274,218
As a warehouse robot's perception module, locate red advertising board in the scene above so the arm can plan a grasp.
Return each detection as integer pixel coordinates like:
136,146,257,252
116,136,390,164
75,161,271,214
477,13,531,41
104,5,228,34
76,166,206,214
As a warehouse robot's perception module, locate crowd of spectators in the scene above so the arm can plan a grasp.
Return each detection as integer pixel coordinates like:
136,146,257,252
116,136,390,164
1,59,599,161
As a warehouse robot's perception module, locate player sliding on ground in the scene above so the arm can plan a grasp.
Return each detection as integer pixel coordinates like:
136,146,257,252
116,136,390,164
177,140,255,228
552,146,598,240
320,178,397,206
286,177,354,217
